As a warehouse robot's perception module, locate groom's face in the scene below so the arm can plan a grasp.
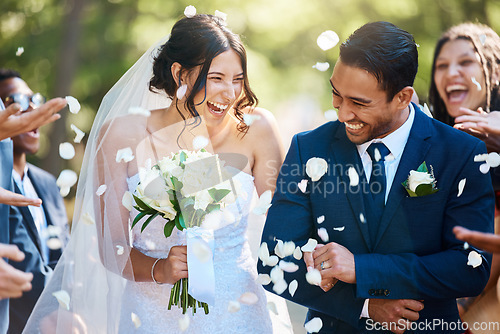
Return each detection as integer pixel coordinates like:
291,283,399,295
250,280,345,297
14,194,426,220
330,60,410,145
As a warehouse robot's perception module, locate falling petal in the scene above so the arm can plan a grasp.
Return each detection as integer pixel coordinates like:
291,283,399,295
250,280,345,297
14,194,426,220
96,184,107,196
270,266,284,283
474,153,488,162
272,279,288,295
422,103,433,118
243,114,261,126
279,260,299,273
256,274,272,285
16,47,24,56
266,255,279,267
312,62,330,72
304,317,323,333
70,124,85,143
81,212,95,225
178,314,190,332
176,84,188,99
467,250,483,268
479,163,490,174
131,312,141,328
122,191,134,211
228,301,241,313
348,167,359,187
324,109,338,121
317,228,329,242
116,245,124,255
289,280,298,297
464,242,469,250
301,238,318,252
333,226,345,232
385,155,395,162
360,213,366,223
239,292,259,305
253,190,272,215
298,179,308,193
192,239,212,263
267,301,279,315
47,238,62,250
305,268,322,286
116,147,135,163
293,246,302,260
52,290,70,310
306,158,328,182
214,10,227,22
486,153,500,168
56,169,78,195
128,106,151,117
479,34,486,45
457,179,466,197
184,5,196,18
373,148,382,162
471,77,482,91
65,96,81,114
258,242,270,263
317,215,325,224
59,142,75,160
317,30,340,51
46,225,62,237
193,135,209,150
59,187,70,197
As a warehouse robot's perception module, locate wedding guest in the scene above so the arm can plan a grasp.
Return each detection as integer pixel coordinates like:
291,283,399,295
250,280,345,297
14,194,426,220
259,21,494,334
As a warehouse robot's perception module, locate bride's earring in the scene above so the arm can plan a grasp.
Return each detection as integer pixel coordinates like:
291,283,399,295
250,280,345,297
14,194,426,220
176,84,187,100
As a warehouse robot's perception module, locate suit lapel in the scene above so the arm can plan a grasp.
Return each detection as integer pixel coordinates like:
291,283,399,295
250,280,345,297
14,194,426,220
373,107,433,249
331,124,373,250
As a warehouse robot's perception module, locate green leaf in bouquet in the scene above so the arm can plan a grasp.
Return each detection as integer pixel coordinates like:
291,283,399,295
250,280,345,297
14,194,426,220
414,183,439,197
180,197,195,209
416,161,429,173
131,211,148,229
208,188,231,203
206,203,220,213
174,215,184,231
179,151,187,168
163,220,176,238
172,177,183,192
141,212,160,232
132,194,152,212
179,213,186,229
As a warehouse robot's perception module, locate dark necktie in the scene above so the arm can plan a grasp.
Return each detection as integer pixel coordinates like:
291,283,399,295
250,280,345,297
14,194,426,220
366,142,390,240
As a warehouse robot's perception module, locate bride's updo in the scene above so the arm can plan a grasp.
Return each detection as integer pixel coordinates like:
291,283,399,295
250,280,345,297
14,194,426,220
150,14,257,134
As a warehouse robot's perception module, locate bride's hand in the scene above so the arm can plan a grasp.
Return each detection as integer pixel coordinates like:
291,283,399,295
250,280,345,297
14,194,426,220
156,246,188,284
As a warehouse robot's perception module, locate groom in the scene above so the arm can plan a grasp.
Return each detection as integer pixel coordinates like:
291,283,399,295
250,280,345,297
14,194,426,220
259,22,494,333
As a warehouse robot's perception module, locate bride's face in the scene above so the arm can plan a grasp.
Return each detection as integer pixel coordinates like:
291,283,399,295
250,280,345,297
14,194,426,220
192,49,244,125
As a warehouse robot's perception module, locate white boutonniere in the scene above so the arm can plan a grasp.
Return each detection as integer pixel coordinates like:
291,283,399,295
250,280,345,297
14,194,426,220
306,158,328,182
402,161,439,197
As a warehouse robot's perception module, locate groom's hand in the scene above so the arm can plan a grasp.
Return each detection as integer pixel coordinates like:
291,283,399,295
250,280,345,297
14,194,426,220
304,247,337,292
312,242,356,284
368,299,424,334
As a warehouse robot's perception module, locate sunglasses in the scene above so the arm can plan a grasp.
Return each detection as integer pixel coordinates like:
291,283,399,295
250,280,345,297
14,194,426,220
4,93,46,111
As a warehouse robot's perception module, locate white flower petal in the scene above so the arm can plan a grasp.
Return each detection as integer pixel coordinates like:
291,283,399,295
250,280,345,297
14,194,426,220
116,147,135,163
301,238,318,253
176,84,188,99
178,314,190,332
128,106,151,117
70,124,85,143
279,260,299,273
270,266,284,283
479,162,490,174
122,191,134,211
467,250,483,268
293,246,302,260
56,170,78,189
422,103,433,118
457,179,466,197
228,300,241,313
374,148,382,162
243,114,261,126
289,279,298,297
305,268,322,286
474,153,488,162
348,166,359,187
81,212,95,225
52,290,70,310
184,5,196,18
266,255,279,267
317,30,340,51
253,190,272,215
304,317,323,333
360,213,366,223
192,239,212,263
258,242,270,263
471,77,482,91
317,228,329,242
317,215,325,224
116,245,124,255
96,184,107,196
486,152,500,168
59,142,75,160
298,179,308,193
463,242,469,250
256,274,272,285
333,226,345,232
65,96,81,114
479,34,486,45
324,109,338,121
267,301,278,315
131,312,141,328
59,187,70,197
239,292,259,305
312,62,330,72
193,135,209,150
47,238,62,250
306,158,328,182
272,279,288,295
214,10,227,21
16,47,24,56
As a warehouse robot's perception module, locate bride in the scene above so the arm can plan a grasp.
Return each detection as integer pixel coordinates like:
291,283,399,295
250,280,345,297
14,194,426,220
24,13,292,333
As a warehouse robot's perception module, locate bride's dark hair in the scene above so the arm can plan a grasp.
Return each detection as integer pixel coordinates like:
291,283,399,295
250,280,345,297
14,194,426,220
150,14,257,134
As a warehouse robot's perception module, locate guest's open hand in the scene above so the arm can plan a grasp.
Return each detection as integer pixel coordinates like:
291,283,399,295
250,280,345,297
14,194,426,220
0,186,41,207
453,226,500,253
312,242,356,284
157,245,188,284
454,107,500,152
368,298,424,334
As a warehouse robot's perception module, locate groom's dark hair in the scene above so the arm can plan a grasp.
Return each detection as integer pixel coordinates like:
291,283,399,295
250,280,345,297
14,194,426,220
339,21,418,101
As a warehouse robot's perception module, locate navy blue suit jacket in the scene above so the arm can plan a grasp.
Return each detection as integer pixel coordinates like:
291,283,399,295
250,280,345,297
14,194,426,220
8,164,68,334
259,105,494,333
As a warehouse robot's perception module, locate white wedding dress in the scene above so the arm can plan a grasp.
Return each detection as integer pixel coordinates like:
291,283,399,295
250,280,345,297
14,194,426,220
120,171,293,333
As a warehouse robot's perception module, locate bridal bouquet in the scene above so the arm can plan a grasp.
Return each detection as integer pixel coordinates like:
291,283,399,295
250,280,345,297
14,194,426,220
131,149,236,314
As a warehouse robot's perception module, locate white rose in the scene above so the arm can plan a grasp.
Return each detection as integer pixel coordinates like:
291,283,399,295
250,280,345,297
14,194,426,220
306,158,328,182
193,189,213,211
148,199,177,220
157,157,180,176
408,170,434,192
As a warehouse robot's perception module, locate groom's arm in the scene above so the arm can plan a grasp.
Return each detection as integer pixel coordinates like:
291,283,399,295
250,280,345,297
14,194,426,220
258,134,365,329
355,140,493,300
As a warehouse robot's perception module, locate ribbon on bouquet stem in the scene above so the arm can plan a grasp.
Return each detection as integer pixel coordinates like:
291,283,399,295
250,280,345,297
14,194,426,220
186,226,215,306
